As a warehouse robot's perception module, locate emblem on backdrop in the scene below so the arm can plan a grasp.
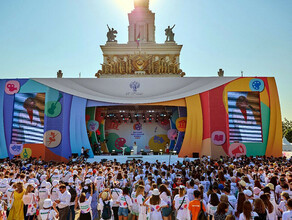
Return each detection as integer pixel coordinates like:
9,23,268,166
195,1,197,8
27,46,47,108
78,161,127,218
126,81,143,96
249,79,264,92
5,80,20,95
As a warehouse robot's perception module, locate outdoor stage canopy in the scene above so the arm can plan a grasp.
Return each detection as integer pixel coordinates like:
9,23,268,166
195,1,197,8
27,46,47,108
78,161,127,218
0,77,282,162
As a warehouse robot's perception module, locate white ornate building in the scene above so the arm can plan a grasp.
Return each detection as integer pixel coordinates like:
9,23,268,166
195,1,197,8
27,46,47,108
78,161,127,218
96,0,185,78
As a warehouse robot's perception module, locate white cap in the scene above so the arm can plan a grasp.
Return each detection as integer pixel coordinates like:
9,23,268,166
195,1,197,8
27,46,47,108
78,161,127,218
41,180,47,188
68,177,74,184
152,188,160,196
54,169,59,174
46,182,52,189
52,180,59,187
2,179,8,185
43,199,53,208
73,170,78,175
88,169,93,173
243,189,252,197
85,179,92,185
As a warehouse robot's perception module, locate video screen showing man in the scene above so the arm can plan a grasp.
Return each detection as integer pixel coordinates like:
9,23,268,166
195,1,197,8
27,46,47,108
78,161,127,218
228,92,262,143
12,93,45,144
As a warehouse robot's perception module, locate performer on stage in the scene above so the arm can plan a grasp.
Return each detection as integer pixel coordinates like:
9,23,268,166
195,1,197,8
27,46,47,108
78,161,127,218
165,143,169,154
133,142,138,155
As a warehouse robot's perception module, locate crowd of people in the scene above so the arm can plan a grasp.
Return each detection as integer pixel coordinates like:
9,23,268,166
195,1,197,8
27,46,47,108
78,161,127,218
0,155,291,220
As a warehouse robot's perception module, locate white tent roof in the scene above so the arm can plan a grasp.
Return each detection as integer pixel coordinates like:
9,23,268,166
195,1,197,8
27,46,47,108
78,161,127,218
283,137,292,151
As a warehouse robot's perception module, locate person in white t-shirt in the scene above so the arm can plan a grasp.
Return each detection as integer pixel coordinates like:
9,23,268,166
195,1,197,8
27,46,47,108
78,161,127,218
282,199,292,220
238,201,258,220
136,185,146,220
39,199,58,220
117,187,132,219
22,184,37,218
145,188,167,220
38,181,50,209
174,186,190,220
77,183,93,220
159,184,172,220
111,182,122,220
99,190,113,220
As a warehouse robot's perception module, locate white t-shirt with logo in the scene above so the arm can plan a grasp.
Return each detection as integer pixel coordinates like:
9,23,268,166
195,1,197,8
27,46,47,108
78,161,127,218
145,199,167,220
174,195,190,220
117,195,132,208
39,209,58,220
78,196,92,214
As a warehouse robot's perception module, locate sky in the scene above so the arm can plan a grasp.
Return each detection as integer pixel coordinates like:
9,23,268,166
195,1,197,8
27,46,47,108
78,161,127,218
0,0,291,119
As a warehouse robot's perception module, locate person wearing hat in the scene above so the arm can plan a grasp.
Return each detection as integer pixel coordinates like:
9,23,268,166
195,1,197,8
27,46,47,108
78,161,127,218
111,181,122,220
84,179,99,220
99,189,113,220
51,180,60,202
174,185,190,220
278,192,290,218
145,188,167,220
243,189,253,205
253,187,261,199
39,199,59,220
67,177,77,220
77,183,93,220
38,180,50,210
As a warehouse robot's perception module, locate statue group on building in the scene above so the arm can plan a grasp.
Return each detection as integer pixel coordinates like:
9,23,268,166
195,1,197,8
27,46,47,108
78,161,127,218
165,25,175,42
107,25,118,42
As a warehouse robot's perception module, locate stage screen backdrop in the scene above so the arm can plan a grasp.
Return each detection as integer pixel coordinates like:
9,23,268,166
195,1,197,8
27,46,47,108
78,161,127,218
11,93,45,144
228,92,262,143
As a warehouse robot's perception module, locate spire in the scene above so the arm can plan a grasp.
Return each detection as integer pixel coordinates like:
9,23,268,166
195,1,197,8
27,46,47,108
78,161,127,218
134,0,149,9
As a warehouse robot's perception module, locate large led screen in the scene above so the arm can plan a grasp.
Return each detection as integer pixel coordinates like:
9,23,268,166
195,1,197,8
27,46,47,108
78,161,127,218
228,92,262,143
11,93,45,144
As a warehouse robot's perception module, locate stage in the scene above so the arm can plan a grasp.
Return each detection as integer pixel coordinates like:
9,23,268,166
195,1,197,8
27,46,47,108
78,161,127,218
87,154,195,164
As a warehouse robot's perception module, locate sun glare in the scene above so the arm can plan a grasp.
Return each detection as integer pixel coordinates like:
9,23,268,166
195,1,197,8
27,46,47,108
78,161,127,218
115,0,134,13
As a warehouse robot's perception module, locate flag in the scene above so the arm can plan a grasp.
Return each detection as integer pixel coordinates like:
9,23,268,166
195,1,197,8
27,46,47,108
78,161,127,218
136,33,140,48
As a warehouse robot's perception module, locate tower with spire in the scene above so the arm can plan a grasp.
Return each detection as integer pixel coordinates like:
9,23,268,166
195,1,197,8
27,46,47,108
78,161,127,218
96,0,185,78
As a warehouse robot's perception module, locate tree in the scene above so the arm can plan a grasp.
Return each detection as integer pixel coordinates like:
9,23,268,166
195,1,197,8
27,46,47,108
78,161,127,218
282,118,292,137
286,130,292,143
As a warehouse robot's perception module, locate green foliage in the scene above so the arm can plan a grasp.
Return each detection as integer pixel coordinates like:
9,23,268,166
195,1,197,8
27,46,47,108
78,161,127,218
282,118,292,137
286,130,292,143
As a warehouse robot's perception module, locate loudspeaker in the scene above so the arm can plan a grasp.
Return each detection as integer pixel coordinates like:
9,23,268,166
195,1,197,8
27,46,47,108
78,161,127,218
192,152,199,158
142,152,148,155
125,152,131,155
154,152,159,155
111,152,118,155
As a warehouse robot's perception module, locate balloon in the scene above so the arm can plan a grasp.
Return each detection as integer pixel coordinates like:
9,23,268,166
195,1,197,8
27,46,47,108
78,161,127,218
87,120,99,132
167,129,178,140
